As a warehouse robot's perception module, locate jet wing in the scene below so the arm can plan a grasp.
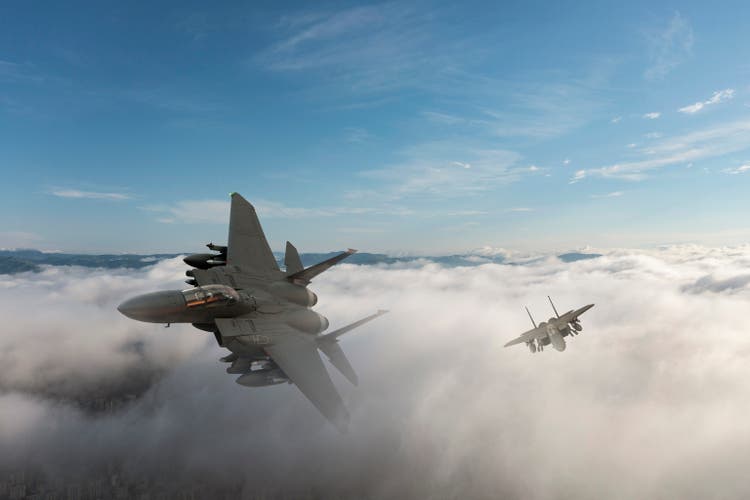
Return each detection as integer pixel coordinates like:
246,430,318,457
265,335,350,432
557,304,595,323
215,318,349,431
504,326,546,347
226,193,280,274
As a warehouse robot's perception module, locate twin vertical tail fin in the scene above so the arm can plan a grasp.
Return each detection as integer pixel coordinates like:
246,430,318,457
286,248,357,285
525,306,537,328
284,241,304,276
548,296,560,318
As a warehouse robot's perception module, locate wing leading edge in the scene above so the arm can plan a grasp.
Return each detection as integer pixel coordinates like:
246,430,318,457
504,327,545,347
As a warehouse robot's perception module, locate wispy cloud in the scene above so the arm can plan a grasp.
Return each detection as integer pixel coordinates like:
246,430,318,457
422,111,467,125
343,127,371,143
643,112,661,119
257,6,606,140
678,88,735,114
611,116,622,124
644,12,694,80
591,191,624,198
478,79,606,139
569,170,587,183
51,189,131,201
256,4,447,94
572,119,750,181
0,60,46,84
722,164,750,175
142,199,416,224
362,142,524,197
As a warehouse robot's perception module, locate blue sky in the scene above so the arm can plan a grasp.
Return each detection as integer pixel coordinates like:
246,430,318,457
2,1,750,254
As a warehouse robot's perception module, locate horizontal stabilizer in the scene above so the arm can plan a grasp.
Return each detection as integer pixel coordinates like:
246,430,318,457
318,310,388,342
318,341,358,386
286,248,357,285
284,241,304,275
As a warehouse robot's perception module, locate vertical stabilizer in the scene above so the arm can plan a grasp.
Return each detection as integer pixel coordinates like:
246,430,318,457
284,241,304,275
548,296,560,318
525,307,537,328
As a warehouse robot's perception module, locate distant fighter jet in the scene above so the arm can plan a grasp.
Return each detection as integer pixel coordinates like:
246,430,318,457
504,297,594,353
118,193,387,431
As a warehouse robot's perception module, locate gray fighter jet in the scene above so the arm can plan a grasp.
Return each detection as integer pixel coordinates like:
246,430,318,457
118,193,387,431
504,297,594,353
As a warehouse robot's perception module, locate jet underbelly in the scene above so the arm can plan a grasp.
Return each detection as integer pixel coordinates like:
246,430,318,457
549,331,566,351
546,324,566,351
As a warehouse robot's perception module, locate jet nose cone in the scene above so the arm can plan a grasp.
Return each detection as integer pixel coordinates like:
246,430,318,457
117,296,147,319
117,291,185,322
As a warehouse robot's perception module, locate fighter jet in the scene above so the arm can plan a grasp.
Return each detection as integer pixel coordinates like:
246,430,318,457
118,193,387,431
504,297,594,353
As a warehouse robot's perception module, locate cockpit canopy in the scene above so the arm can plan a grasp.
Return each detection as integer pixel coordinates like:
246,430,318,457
181,285,240,308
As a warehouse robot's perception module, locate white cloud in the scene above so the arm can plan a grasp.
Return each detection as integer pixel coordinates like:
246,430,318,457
573,119,750,181
569,169,587,183
344,126,371,143
363,142,523,196
679,89,735,114
0,59,46,83
51,189,131,201
4,247,750,497
481,79,606,139
422,111,466,125
143,198,423,224
722,164,750,175
611,116,622,123
643,112,661,119
256,4,454,95
644,12,694,80
591,191,624,198
679,101,704,114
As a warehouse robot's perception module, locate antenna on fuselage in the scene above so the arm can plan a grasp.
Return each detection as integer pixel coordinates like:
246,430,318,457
525,306,537,328
548,296,560,318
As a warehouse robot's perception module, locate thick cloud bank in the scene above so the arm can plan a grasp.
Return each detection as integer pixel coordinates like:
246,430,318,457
2,247,750,499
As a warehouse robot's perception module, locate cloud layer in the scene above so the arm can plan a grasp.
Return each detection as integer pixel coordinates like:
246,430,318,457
3,248,750,498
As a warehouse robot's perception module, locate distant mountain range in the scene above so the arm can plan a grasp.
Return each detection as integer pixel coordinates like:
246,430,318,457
0,248,602,275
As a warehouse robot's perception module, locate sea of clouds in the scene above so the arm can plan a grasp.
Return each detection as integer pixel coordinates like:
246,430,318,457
2,246,750,499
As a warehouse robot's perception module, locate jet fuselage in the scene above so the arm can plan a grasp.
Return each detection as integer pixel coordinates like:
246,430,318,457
118,284,328,333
